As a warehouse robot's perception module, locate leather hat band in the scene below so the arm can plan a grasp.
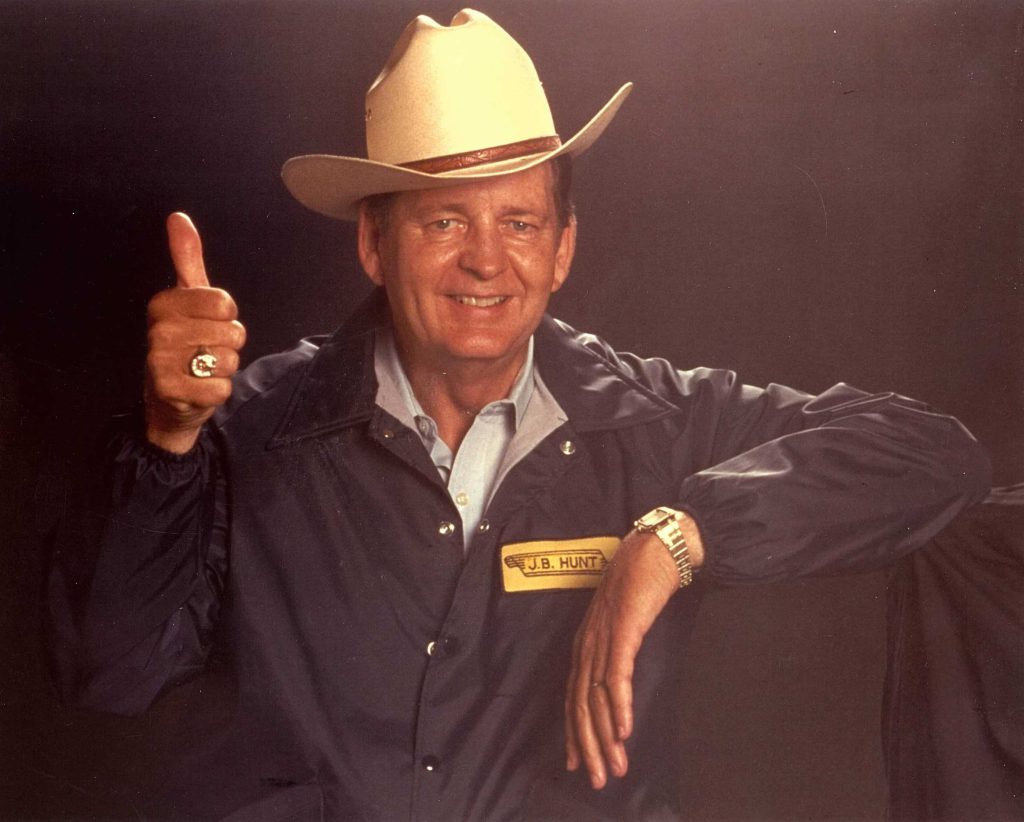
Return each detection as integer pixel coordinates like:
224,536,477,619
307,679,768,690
400,136,562,174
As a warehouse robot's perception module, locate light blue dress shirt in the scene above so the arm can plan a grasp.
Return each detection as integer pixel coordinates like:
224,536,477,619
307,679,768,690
374,328,566,551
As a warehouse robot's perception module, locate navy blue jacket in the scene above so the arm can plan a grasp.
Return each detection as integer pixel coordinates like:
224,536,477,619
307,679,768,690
49,294,990,819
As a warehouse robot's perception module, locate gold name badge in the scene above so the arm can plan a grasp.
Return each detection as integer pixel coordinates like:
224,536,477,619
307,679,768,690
500,536,621,593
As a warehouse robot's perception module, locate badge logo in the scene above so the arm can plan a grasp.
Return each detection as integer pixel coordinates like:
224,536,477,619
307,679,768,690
500,536,621,592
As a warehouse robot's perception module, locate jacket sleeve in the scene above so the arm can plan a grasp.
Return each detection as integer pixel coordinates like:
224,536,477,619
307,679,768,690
685,375,990,583
602,347,992,584
47,422,227,716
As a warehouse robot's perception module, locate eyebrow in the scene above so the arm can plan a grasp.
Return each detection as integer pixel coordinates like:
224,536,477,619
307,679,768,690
406,200,550,223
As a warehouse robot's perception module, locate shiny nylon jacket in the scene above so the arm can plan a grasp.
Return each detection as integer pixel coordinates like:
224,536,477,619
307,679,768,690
49,294,990,820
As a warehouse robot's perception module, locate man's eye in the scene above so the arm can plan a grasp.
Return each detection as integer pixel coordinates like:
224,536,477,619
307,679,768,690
510,220,534,232
432,218,454,231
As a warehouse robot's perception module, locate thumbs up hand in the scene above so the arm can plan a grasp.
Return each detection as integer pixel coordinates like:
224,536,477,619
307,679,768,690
144,213,247,453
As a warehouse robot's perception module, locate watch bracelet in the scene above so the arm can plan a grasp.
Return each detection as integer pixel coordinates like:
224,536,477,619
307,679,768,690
657,516,694,588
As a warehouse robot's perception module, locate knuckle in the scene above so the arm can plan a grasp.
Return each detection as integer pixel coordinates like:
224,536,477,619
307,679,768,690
208,288,238,319
220,349,240,374
230,320,247,349
147,350,178,380
150,375,181,405
216,379,234,404
147,374,170,400
147,323,175,350
206,379,233,406
606,667,628,685
145,349,162,373
146,288,175,319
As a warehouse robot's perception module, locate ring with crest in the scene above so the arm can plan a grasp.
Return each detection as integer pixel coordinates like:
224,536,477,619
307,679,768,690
189,347,218,378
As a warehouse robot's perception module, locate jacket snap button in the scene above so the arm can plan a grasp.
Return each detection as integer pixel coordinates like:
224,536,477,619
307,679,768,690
438,521,456,536
382,429,394,440
477,519,490,533
426,641,437,656
421,755,440,772
559,440,576,456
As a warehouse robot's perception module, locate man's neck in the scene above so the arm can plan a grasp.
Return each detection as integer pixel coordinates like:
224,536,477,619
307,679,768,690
399,349,527,455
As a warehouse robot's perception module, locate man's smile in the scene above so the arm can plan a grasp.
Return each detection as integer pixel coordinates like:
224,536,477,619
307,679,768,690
450,294,510,307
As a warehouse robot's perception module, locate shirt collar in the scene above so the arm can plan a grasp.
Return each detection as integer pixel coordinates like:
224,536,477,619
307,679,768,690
266,291,680,450
373,327,536,433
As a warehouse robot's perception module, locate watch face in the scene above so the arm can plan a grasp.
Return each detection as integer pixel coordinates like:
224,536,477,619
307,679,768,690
637,508,674,530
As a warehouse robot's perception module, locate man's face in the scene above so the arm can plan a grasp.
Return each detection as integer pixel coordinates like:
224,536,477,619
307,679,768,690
358,162,576,375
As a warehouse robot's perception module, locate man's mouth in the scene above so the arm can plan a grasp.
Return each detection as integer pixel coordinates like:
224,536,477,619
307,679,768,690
451,295,508,307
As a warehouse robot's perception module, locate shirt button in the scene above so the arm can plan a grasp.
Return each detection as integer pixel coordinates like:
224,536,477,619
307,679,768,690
560,439,576,456
422,755,440,772
438,521,456,536
455,491,469,506
477,519,490,533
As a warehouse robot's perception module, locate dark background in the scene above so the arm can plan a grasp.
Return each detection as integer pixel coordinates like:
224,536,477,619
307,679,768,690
2,0,1021,818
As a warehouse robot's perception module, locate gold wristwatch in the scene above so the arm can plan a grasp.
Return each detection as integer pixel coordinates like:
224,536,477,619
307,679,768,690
633,506,694,588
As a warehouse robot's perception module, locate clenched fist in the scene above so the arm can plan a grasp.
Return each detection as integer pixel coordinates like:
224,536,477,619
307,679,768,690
144,213,246,453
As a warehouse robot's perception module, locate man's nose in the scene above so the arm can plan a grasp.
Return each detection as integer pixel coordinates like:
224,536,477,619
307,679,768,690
458,222,507,280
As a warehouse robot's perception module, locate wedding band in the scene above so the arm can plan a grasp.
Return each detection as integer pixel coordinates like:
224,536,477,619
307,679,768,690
189,347,218,378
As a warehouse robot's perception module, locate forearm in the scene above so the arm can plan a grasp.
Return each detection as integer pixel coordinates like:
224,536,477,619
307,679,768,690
47,423,226,715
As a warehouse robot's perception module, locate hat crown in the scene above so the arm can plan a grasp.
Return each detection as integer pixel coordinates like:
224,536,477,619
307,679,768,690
365,9,557,167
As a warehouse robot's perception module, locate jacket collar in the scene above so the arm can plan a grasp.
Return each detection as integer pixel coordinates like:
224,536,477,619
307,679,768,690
533,315,681,432
268,291,384,448
268,290,680,448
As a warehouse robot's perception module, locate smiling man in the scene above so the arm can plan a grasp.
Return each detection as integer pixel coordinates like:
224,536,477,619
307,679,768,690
48,9,990,820
356,165,575,453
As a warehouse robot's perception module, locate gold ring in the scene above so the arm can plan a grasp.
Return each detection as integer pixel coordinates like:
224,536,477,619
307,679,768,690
189,347,218,378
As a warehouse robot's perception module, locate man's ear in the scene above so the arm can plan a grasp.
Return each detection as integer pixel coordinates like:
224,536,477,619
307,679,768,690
551,215,577,293
357,204,385,286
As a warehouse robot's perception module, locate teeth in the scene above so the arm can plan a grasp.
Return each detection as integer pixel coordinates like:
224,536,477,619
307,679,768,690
454,295,506,307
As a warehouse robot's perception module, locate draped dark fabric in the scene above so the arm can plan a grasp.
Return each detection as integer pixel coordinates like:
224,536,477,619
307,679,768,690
884,484,1024,820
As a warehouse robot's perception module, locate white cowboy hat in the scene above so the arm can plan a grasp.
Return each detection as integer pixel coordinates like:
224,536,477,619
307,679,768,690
281,8,632,221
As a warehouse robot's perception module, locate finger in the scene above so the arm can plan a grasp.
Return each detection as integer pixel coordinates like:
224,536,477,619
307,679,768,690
197,346,240,378
148,286,239,323
147,370,233,412
147,349,240,401
605,633,638,742
565,664,582,771
149,345,241,380
571,620,610,789
588,680,628,780
573,670,607,789
148,318,246,354
566,626,586,771
167,212,210,289
586,621,629,780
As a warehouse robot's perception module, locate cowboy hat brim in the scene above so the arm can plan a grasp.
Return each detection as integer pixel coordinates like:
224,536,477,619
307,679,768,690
281,83,632,221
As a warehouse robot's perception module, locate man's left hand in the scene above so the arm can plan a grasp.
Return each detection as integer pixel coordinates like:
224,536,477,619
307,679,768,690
565,517,703,789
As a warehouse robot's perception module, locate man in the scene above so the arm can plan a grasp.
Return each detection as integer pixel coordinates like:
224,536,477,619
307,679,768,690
49,9,989,819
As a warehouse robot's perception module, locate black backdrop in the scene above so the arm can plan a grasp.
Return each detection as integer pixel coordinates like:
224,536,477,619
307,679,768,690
3,1,1021,818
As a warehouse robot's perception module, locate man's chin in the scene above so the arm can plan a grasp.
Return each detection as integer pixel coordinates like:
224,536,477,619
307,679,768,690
438,337,530,369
